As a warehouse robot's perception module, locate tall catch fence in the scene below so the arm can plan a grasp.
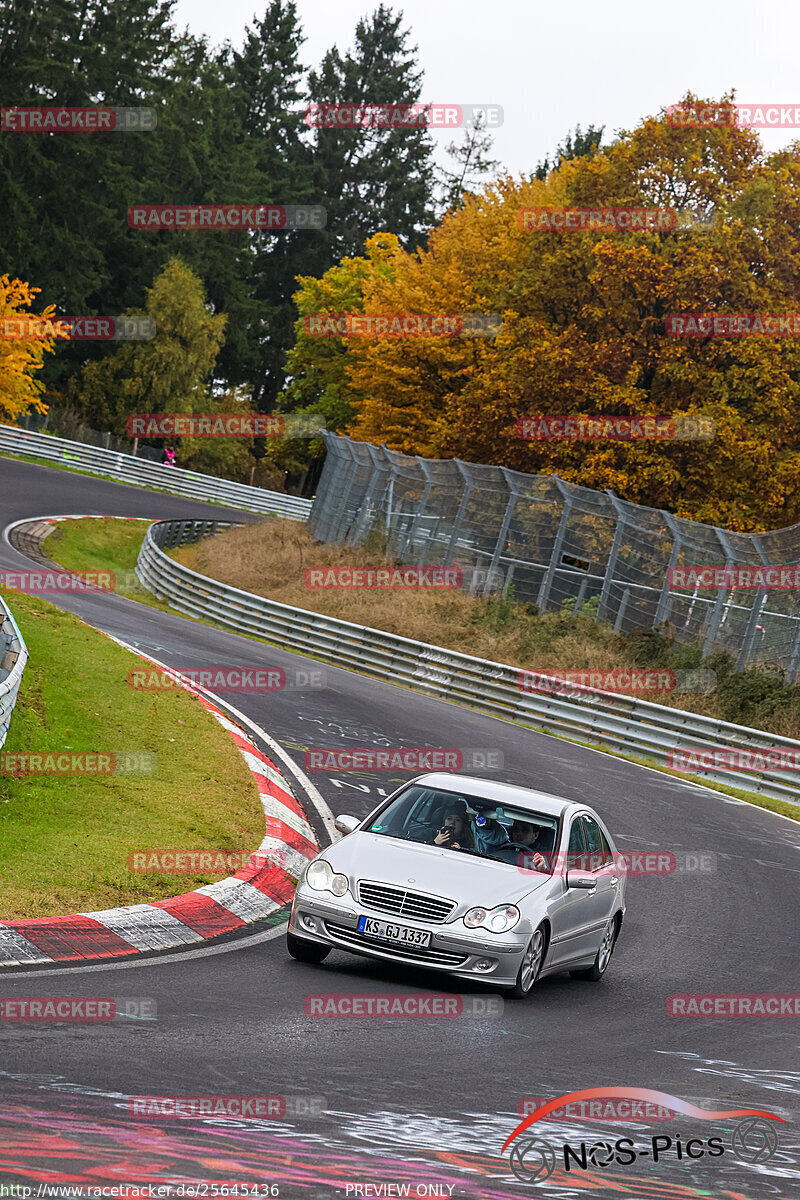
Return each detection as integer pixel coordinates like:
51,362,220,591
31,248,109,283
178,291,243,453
309,434,800,681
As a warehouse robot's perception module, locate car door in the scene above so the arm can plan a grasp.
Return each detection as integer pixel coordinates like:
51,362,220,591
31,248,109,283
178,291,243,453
577,815,620,954
546,815,598,967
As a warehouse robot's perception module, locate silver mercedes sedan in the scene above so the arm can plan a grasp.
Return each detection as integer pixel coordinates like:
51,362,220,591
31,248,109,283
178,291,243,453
286,773,625,997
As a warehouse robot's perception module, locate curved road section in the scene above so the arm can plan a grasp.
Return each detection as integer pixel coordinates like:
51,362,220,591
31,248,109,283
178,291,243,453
0,454,798,1199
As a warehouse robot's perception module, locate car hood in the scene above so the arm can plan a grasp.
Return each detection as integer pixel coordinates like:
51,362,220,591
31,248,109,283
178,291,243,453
321,832,549,910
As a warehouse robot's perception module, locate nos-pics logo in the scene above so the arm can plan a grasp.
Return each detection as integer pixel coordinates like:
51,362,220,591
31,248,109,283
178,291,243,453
504,1087,784,1184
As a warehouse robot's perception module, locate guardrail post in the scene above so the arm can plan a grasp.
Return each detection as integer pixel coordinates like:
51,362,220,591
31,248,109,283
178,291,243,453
483,469,519,596
536,478,572,612
614,587,631,633
596,493,626,624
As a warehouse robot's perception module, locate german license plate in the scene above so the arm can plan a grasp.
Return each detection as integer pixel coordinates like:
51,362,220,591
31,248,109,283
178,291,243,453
357,916,431,947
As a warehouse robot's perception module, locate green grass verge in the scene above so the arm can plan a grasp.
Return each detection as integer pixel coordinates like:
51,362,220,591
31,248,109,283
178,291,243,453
0,589,265,918
42,518,800,826
45,517,174,611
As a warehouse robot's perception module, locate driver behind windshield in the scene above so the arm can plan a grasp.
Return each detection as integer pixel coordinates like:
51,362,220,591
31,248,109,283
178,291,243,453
511,819,552,872
432,802,474,851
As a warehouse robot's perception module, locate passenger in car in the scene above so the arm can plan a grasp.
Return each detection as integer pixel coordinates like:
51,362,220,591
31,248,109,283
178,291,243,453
433,802,475,851
472,815,511,857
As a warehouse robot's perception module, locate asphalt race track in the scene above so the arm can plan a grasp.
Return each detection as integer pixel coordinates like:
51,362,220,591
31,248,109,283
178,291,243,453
0,454,798,1200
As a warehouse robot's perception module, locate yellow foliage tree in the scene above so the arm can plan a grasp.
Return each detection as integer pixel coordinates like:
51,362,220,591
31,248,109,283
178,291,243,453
0,276,64,423
293,94,800,529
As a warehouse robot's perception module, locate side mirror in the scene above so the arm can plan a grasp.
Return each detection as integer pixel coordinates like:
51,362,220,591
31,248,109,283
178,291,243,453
334,814,360,836
566,871,596,890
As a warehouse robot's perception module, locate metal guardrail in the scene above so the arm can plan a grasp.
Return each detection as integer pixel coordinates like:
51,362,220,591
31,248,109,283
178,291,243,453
0,597,28,752
0,424,313,521
137,520,800,805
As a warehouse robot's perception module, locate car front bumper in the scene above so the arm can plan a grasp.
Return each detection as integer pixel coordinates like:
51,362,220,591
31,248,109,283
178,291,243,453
289,885,529,988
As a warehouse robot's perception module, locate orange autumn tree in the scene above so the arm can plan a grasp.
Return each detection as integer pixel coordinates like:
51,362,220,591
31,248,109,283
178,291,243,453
0,276,64,423
318,94,800,530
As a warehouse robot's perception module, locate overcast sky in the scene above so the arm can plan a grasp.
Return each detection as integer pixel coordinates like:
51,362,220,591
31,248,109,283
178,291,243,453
174,0,800,176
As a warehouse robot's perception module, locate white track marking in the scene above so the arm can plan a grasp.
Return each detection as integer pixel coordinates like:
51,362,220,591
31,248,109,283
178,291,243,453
200,692,337,842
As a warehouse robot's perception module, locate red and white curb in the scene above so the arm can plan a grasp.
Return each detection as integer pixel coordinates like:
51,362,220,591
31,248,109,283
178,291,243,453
0,641,319,969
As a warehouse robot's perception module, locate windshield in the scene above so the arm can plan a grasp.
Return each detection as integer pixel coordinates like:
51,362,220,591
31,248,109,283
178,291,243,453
366,784,560,868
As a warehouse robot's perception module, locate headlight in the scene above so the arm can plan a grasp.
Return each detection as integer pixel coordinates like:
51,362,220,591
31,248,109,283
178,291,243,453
464,904,520,933
464,906,487,928
305,859,349,897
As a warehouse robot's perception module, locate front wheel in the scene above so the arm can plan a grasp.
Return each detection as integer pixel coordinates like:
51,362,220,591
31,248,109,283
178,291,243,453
506,924,546,998
286,931,331,964
570,915,618,982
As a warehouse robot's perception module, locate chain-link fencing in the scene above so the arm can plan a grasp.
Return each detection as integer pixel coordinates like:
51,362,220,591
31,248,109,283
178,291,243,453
309,433,800,681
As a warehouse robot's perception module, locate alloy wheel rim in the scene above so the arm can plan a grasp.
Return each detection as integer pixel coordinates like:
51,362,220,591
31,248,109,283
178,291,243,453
597,920,615,972
520,930,543,991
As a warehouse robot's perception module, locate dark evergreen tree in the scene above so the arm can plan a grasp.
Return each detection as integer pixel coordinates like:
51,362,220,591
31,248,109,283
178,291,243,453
305,5,435,263
533,123,605,180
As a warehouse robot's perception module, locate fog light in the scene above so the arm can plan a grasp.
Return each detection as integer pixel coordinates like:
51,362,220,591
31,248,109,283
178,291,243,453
473,958,496,972
300,915,318,933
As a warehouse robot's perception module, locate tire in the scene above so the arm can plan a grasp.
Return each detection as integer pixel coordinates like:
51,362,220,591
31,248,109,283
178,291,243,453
286,931,331,964
506,924,547,998
570,914,619,982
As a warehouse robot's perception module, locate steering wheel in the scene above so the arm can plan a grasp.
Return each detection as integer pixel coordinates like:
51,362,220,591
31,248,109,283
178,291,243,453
404,820,434,840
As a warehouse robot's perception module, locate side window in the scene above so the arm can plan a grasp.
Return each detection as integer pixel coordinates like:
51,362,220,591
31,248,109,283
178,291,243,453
582,817,613,869
567,817,587,871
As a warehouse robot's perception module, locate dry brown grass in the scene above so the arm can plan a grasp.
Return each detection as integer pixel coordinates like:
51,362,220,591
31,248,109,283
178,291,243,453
168,520,740,724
